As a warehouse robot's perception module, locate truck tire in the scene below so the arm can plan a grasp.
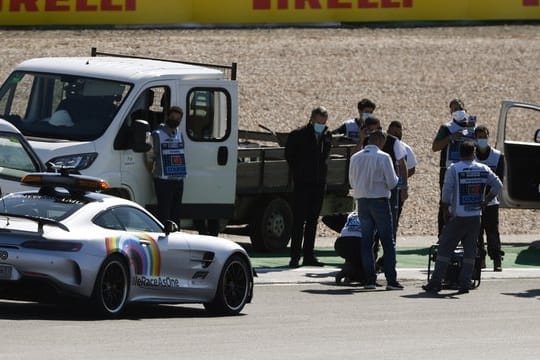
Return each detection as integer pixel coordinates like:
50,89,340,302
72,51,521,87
250,197,293,252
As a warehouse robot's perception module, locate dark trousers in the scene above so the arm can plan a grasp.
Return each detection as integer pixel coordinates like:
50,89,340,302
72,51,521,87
478,205,502,260
431,216,481,289
290,183,325,260
437,169,446,237
154,178,183,227
194,219,220,236
334,236,364,282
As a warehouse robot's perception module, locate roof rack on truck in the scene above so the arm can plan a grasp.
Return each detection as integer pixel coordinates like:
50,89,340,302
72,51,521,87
90,47,237,80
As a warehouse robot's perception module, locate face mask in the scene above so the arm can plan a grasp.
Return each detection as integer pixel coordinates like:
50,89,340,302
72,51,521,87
476,139,489,149
452,110,467,123
166,118,180,129
313,123,326,134
361,112,371,121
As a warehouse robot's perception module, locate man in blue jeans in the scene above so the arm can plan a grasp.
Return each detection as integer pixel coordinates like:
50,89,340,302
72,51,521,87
349,129,403,290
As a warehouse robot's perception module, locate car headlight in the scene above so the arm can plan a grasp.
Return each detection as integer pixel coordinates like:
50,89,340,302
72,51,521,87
48,153,98,170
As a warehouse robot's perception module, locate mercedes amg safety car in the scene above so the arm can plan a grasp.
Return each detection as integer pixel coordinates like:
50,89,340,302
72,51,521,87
0,172,253,317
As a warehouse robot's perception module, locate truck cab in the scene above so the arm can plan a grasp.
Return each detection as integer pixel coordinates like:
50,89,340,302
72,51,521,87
0,49,238,223
496,100,540,208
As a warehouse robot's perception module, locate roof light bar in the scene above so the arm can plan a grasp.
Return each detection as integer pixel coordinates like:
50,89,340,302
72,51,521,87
21,173,109,192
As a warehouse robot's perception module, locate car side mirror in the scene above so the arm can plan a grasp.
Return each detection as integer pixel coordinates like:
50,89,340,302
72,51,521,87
535,129,540,143
132,119,151,153
164,220,178,235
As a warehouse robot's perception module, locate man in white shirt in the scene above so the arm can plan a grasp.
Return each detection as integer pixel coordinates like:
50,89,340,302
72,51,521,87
349,130,403,291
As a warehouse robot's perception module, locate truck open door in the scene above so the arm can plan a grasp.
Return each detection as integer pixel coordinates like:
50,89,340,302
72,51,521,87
496,101,540,209
176,81,238,222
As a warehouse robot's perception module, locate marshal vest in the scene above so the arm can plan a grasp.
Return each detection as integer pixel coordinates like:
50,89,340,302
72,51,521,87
155,129,187,180
475,147,502,206
444,120,476,168
449,161,492,217
343,118,361,143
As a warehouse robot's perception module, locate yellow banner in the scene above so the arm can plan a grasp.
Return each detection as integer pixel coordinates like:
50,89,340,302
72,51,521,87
0,0,539,26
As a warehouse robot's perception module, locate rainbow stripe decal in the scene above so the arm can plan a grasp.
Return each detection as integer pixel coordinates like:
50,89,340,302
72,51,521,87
105,233,161,276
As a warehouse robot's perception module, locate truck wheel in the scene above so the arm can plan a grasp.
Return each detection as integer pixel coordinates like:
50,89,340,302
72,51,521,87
250,198,292,252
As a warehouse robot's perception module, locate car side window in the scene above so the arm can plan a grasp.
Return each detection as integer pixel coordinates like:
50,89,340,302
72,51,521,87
94,206,162,232
93,210,124,230
112,206,162,232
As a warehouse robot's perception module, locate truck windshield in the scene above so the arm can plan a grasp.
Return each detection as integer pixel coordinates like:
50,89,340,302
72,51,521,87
0,71,131,141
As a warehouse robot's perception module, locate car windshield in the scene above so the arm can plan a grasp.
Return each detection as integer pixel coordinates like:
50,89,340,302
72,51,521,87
0,193,85,221
0,71,131,141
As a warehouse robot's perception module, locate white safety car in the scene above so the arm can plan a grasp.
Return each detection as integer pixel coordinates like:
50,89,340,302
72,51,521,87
0,172,253,317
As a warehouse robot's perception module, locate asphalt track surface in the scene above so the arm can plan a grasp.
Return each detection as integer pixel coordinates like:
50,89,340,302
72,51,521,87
237,234,540,285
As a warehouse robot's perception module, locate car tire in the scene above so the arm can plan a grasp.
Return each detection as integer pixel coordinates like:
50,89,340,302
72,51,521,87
91,255,129,318
250,197,292,252
204,254,251,316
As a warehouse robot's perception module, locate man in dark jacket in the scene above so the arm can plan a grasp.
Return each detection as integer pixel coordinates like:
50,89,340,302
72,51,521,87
285,106,332,268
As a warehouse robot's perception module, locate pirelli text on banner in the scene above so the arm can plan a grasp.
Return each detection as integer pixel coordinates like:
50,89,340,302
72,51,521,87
253,0,413,9
0,0,539,26
1,0,136,12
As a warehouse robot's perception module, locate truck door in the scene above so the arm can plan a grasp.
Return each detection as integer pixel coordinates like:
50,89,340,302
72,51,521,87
176,81,238,221
496,101,540,208
118,84,171,207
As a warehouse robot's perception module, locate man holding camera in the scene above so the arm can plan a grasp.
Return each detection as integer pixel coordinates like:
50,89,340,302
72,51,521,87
432,99,477,237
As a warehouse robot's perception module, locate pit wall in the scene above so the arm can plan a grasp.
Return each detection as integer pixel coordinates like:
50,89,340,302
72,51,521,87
0,0,539,26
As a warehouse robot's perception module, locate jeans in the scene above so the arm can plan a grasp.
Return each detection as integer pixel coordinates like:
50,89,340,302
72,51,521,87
358,198,396,285
431,216,481,288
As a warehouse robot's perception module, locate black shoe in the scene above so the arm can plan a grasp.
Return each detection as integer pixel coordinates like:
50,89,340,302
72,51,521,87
302,257,324,267
289,258,300,268
386,282,404,291
335,271,345,284
457,288,469,294
422,282,441,293
493,257,502,272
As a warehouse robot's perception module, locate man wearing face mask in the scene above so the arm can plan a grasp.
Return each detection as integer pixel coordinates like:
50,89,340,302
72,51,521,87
332,98,376,143
432,99,477,237
474,125,505,271
285,106,332,268
150,106,186,227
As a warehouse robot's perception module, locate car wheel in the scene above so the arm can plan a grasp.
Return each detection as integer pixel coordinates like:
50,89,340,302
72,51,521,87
92,255,129,318
204,255,251,316
250,197,292,252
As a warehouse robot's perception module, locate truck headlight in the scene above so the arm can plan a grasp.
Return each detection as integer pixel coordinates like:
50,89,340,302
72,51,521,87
48,152,98,170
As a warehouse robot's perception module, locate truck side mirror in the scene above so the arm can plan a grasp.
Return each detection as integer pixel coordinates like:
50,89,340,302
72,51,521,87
132,119,151,153
535,129,540,143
